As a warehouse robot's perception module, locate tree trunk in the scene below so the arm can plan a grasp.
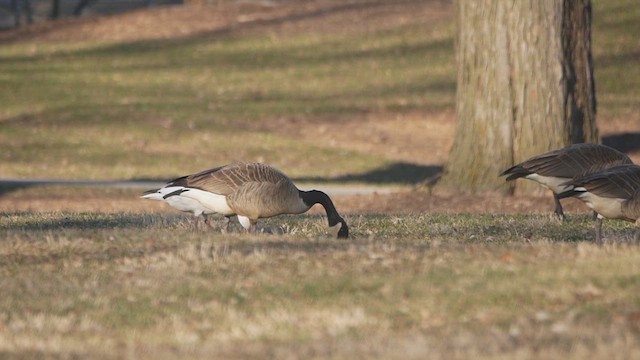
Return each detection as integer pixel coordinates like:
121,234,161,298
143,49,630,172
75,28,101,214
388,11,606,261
50,0,62,19
11,0,32,27
12,0,20,26
74,0,99,16
440,0,598,195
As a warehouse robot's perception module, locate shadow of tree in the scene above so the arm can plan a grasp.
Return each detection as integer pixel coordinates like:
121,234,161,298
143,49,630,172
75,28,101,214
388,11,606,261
0,183,31,197
294,162,443,185
0,162,443,198
602,133,640,154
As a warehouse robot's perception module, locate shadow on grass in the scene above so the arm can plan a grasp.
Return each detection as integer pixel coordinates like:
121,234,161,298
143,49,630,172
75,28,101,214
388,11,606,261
0,351,89,360
294,162,443,185
0,215,187,267
0,212,165,232
0,183,31,196
603,133,640,154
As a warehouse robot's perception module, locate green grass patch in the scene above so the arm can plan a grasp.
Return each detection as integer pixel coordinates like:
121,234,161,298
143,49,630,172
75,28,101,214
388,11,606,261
0,19,454,180
593,0,640,116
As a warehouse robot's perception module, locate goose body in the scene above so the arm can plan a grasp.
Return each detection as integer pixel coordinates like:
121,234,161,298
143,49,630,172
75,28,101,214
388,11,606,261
557,164,640,244
500,143,632,219
142,163,349,238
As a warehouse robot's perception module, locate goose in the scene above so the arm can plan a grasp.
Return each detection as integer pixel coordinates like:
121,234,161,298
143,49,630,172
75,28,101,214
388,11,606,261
142,163,349,238
557,164,640,244
500,143,632,220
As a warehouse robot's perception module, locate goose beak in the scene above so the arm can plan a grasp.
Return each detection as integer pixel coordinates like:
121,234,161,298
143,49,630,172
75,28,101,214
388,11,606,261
336,219,349,239
328,219,349,239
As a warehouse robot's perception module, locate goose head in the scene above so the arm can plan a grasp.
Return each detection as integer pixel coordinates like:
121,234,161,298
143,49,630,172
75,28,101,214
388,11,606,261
300,190,349,239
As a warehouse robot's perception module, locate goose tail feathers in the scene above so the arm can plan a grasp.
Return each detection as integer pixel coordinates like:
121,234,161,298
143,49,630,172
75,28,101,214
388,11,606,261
141,186,188,200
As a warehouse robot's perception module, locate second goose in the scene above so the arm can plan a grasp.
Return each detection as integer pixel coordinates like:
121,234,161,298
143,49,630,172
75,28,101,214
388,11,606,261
500,143,632,220
558,164,640,244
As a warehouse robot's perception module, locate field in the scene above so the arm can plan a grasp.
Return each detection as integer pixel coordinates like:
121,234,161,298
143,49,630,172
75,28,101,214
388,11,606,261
1,0,640,358
1,212,640,359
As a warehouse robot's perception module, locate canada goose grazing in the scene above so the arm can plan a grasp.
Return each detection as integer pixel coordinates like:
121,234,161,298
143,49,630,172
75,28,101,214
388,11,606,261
143,163,349,238
557,164,640,244
500,143,633,220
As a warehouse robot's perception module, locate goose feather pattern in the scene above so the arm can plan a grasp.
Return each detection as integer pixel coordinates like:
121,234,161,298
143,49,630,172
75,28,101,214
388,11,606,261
558,164,640,243
500,143,632,219
143,163,349,238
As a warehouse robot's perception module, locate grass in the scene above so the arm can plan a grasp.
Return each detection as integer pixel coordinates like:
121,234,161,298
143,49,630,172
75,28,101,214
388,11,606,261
1,0,638,180
0,11,455,180
1,1,640,358
1,212,640,358
592,0,640,116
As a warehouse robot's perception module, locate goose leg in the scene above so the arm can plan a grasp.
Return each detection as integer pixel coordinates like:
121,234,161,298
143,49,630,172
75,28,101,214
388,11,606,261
594,215,603,245
237,215,255,234
221,215,233,233
553,194,566,222
192,215,201,231
203,214,215,231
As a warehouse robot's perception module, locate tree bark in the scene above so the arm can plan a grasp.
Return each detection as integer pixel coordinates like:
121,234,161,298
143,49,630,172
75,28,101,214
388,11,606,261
440,0,598,195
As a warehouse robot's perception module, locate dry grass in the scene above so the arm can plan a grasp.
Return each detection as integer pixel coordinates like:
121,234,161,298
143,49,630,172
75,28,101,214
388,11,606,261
1,212,640,359
0,0,456,181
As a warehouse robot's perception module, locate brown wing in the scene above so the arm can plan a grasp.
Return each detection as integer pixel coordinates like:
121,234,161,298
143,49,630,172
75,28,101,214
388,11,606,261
502,143,631,179
180,163,291,195
573,164,640,199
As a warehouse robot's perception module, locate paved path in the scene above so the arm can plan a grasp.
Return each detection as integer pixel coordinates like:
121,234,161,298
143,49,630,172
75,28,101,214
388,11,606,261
0,179,404,196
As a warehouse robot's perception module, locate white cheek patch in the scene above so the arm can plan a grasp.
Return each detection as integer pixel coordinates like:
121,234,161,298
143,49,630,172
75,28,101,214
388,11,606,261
180,189,235,215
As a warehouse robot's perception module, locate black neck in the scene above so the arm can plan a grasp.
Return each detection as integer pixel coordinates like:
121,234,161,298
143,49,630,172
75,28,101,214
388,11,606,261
300,190,349,238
